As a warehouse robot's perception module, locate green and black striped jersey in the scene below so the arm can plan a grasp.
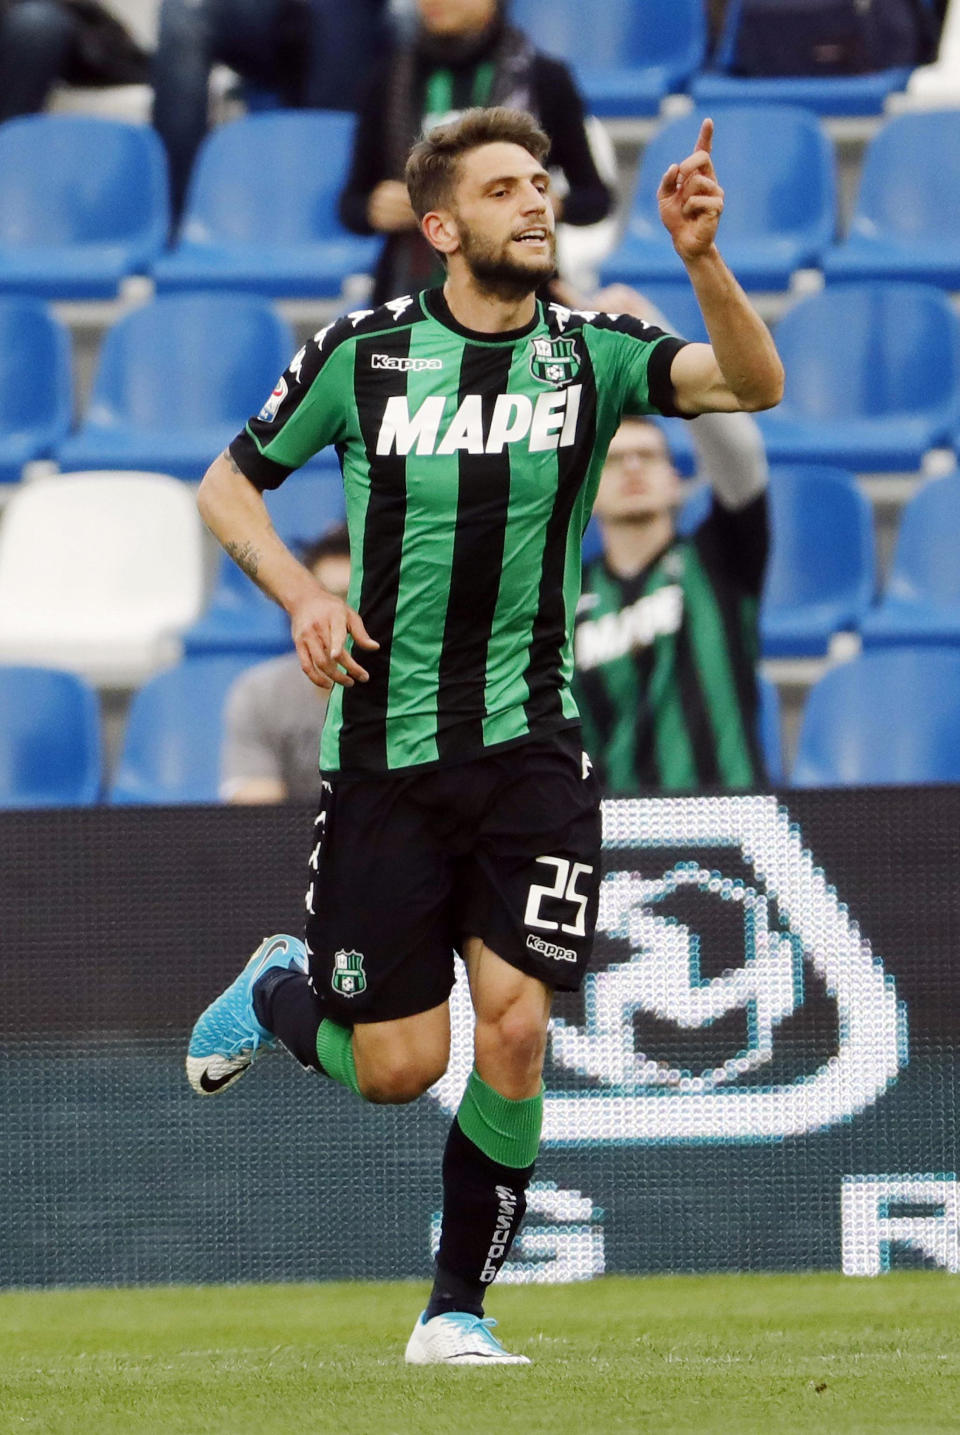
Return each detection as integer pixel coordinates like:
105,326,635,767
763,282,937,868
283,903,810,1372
572,495,769,795
231,288,687,775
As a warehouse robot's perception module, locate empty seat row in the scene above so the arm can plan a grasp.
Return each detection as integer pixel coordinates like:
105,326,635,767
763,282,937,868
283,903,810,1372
4,641,959,807
0,111,374,302
5,103,960,305
0,291,334,482
0,657,254,806
601,106,960,293
510,0,936,118
647,281,960,475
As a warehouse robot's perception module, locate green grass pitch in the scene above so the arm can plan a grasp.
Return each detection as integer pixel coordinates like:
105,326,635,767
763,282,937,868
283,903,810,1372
1,1273,957,1434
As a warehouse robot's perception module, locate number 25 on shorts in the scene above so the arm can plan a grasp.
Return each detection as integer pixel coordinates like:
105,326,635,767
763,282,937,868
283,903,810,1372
524,857,594,937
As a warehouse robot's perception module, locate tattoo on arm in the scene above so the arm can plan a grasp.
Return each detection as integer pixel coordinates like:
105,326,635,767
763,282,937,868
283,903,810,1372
221,449,243,476
225,539,260,582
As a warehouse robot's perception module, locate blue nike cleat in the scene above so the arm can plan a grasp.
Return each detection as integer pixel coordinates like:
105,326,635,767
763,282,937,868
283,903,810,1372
186,933,307,1095
404,1311,530,1365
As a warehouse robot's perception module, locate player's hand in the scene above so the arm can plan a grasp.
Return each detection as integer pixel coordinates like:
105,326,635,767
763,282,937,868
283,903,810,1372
367,181,418,233
291,588,379,691
657,118,724,262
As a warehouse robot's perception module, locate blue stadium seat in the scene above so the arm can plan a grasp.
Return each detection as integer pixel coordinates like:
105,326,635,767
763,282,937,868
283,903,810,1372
599,107,835,292
110,656,258,804
152,112,378,297
756,283,960,471
676,466,874,656
860,472,960,646
56,293,296,480
183,472,346,658
792,645,960,785
0,665,101,807
824,110,960,288
510,0,705,116
692,4,912,115
762,466,875,657
263,468,346,550
0,115,167,300
757,672,784,784
0,297,71,483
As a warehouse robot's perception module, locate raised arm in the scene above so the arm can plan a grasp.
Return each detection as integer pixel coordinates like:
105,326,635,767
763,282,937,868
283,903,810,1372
197,450,377,690
657,118,784,415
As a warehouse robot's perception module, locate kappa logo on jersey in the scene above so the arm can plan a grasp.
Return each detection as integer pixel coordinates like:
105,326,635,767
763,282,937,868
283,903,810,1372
331,949,366,997
371,354,444,373
376,385,582,456
530,336,581,387
258,375,287,423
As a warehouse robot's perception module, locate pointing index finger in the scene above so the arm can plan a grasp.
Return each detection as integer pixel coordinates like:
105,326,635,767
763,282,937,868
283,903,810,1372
696,117,714,156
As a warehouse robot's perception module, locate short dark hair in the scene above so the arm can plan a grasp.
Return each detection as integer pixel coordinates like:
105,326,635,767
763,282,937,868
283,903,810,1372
404,106,551,220
300,523,349,570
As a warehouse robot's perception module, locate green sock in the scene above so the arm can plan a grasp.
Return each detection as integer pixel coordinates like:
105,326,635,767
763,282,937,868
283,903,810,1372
315,1018,364,1099
455,1067,543,1168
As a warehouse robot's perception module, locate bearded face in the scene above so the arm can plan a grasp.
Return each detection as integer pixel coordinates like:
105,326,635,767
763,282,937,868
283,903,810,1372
450,203,557,298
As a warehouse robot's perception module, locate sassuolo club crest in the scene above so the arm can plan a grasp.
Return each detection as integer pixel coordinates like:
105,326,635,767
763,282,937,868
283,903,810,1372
530,336,580,387
332,949,367,997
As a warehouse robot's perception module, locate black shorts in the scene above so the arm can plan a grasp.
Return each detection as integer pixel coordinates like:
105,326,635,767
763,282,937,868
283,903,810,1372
303,729,602,1023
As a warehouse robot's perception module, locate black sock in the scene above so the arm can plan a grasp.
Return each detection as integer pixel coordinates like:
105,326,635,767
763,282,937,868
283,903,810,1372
425,1117,534,1321
252,968,324,1071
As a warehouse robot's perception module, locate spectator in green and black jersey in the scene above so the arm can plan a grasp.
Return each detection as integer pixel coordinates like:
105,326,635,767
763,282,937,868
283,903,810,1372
573,408,770,795
338,0,613,304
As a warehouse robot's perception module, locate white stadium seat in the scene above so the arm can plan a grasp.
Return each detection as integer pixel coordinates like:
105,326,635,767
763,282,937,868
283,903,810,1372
0,471,206,687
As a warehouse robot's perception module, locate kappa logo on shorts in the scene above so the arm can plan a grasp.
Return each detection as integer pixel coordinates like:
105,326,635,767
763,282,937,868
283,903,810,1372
331,949,367,997
527,933,578,964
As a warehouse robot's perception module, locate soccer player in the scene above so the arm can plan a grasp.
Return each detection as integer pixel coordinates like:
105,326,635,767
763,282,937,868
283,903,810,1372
186,106,783,1364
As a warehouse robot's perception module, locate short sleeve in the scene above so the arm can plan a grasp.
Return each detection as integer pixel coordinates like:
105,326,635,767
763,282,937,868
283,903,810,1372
583,313,690,419
229,316,355,490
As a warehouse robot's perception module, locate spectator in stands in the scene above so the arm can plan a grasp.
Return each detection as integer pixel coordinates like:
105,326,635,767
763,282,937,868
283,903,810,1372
0,0,148,122
573,405,770,796
220,524,350,803
338,0,613,304
152,0,389,224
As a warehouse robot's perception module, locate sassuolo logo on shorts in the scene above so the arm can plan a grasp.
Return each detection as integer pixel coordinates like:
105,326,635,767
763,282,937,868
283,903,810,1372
331,949,366,997
428,797,907,1144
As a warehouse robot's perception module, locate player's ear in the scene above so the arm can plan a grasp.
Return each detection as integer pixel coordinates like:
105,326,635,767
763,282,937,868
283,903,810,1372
422,209,460,256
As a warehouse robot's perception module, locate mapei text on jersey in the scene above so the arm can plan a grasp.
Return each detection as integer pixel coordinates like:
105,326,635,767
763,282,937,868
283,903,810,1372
375,387,583,457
